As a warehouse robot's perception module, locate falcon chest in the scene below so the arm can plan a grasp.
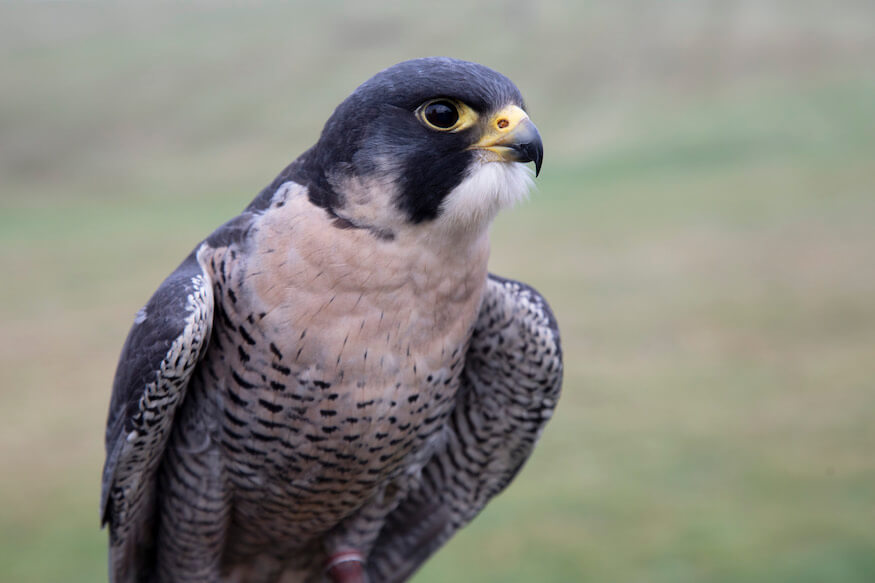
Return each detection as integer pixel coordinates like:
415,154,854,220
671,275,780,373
199,189,489,528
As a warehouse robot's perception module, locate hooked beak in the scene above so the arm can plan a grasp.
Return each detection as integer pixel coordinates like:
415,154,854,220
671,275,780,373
469,104,544,176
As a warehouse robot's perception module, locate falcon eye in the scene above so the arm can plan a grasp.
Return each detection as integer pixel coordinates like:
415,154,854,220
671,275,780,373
416,99,467,131
424,101,459,129
416,99,478,132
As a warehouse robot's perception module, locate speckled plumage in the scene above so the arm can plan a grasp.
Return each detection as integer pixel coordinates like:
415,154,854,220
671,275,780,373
102,58,561,583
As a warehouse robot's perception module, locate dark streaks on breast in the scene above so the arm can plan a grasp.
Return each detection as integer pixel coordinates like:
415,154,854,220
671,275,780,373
272,363,292,376
238,325,256,346
231,370,256,389
257,399,283,414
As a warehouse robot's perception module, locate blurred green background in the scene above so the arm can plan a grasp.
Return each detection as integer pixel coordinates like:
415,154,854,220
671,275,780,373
2,1,874,582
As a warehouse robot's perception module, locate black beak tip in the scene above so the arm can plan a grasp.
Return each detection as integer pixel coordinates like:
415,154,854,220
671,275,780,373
517,139,544,177
533,142,543,177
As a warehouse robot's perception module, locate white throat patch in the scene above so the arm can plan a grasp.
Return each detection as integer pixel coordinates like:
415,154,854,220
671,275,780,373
437,162,534,231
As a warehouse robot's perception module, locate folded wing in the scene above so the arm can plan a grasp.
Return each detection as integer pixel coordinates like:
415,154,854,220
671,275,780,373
100,249,215,583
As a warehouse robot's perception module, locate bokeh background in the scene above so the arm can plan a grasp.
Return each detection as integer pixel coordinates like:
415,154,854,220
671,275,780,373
2,1,874,581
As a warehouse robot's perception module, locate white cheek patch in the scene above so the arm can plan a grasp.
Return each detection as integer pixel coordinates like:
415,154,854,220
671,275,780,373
437,162,534,230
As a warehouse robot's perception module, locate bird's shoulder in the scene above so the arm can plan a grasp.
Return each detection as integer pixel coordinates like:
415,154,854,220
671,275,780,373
467,273,563,388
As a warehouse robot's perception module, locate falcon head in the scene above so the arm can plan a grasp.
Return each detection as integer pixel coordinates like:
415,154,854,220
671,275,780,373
289,57,543,235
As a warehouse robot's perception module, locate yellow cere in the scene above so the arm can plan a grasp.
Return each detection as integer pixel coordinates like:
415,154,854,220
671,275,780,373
472,104,531,149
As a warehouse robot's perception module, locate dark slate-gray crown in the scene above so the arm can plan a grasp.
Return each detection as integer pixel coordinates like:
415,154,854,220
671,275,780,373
326,57,525,125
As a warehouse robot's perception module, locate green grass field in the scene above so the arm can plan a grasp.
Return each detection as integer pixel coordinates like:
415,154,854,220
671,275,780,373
1,2,874,582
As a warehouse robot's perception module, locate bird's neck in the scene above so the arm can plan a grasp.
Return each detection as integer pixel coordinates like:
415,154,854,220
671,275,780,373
240,182,491,381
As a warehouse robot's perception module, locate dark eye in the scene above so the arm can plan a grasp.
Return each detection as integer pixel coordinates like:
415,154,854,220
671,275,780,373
423,100,459,129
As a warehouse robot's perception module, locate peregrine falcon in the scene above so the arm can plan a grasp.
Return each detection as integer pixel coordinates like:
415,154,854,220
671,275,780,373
101,57,563,583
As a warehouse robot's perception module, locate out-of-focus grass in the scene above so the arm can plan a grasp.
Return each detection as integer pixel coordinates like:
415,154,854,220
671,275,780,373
1,2,874,582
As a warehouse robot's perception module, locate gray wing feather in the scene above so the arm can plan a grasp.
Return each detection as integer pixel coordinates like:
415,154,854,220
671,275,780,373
366,274,563,582
101,247,214,583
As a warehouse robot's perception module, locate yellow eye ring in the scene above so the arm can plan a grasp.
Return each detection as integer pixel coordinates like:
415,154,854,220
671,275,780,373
416,99,478,132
